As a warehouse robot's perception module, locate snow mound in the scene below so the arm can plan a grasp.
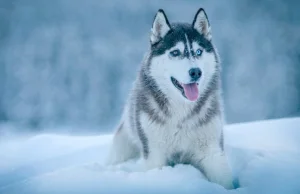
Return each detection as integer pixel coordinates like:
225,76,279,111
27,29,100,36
0,118,300,194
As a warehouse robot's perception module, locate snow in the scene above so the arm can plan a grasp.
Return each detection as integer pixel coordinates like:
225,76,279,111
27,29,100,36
0,117,300,194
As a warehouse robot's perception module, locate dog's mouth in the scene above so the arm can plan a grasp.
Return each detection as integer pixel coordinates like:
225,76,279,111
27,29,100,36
171,77,199,101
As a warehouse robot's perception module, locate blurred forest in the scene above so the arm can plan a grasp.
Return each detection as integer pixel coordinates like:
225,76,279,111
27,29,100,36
0,0,299,132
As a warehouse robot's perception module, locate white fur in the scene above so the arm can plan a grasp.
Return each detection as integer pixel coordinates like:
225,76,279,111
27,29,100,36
137,107,233,189
185,34,192,53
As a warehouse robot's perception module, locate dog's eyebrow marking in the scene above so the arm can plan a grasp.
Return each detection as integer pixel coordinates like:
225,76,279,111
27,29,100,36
185,34,192,56
172,42,185,53
192,42,204,51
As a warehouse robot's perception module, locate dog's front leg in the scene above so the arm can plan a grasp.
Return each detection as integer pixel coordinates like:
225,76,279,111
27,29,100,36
143,148,167,170
193,149,234,189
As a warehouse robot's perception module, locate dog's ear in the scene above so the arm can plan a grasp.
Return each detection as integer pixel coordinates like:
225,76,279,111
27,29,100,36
150,9,171,45
192,8,212,41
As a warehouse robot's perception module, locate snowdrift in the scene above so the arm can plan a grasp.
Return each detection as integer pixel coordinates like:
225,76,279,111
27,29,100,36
0,117,300,194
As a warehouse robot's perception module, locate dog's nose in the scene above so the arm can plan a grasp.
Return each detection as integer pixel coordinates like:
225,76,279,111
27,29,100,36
189,68,202,81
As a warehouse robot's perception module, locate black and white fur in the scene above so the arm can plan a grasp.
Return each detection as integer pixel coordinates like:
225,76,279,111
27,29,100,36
108,8,234,189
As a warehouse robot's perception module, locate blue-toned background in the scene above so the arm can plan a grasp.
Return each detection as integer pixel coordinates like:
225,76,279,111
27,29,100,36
0,0,299,133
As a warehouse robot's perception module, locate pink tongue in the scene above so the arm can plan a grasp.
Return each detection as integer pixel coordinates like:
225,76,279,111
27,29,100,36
182,83,199,101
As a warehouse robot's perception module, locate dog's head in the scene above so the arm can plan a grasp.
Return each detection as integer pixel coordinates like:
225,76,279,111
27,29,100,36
147,9,219,102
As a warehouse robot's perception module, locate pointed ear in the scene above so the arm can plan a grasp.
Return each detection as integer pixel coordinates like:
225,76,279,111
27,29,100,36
192,8,212,41
150,9,171,45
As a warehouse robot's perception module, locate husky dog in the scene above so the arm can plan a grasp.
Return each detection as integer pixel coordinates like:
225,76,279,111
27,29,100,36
108,8,234,189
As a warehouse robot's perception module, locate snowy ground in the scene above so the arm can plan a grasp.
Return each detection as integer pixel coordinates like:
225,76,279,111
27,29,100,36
0,117,300,194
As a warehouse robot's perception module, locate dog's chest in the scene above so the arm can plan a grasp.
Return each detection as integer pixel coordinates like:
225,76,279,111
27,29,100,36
139,111,216,153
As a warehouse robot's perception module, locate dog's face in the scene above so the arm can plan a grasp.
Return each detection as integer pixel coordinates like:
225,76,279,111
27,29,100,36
148,9,219,102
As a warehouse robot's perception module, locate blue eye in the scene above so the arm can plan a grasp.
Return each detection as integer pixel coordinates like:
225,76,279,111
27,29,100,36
170,49,181,57
196,49,202,56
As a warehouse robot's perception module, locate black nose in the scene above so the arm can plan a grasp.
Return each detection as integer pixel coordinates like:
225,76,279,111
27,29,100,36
189,68,202,81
